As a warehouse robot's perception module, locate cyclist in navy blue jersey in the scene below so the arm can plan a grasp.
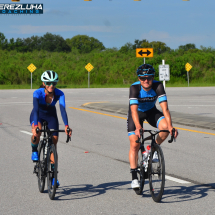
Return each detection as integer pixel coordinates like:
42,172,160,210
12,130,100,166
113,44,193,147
127,64,178,189
30,70,72,186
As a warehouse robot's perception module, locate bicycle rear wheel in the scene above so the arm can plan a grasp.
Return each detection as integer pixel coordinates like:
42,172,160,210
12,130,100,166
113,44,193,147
148,144,165,202
37,140,46,193
134,148,145,195
47,144,58,200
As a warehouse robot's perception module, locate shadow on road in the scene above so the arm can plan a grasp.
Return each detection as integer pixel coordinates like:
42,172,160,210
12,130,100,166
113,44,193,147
160,184,214,203
55,181,130,200
54,180,214,202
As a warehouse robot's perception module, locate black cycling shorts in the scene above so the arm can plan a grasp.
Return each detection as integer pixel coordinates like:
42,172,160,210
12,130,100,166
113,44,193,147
127,106,165,136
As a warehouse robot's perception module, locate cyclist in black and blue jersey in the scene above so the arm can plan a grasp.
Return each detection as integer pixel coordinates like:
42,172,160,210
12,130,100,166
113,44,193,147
30,70,72,187
127,64,178,189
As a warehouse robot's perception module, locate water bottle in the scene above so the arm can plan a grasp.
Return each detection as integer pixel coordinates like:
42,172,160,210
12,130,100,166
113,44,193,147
142,150,148,168
146,145,151,154
44,140,48,158
142,145,151,171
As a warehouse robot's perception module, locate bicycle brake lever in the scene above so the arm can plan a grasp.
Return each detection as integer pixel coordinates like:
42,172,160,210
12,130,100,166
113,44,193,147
168,128,175,143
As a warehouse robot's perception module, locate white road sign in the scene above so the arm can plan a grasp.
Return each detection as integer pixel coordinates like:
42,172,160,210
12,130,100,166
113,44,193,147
159,64,170,81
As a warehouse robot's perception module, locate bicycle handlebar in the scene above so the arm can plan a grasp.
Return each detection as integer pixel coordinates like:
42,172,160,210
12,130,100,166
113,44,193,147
33,127,71,143
136,128,176,143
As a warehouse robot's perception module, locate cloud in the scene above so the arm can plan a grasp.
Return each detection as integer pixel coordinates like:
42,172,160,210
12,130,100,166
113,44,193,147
140,30,209,48
10,25,115,34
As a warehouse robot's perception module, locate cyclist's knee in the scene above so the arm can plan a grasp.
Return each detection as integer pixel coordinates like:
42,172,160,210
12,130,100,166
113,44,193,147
158,118,168,131
129,135,139,151
52,136,58,145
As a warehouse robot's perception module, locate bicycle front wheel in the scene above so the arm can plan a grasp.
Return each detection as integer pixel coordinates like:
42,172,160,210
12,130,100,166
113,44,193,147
148,144,165,202
47,144,58,200
37,141,46,193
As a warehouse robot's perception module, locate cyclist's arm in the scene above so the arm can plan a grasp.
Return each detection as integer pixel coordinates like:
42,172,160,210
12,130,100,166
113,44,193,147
129,85,142,136
59,92,69,127
159,101,178,138
159,101,172,129
33,91,39,127
131,105,142,130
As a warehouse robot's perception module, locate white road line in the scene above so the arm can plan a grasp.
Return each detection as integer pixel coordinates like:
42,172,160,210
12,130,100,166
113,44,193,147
20,130,32,135
166,175,190,184
20,130,44,138
20,130,191,184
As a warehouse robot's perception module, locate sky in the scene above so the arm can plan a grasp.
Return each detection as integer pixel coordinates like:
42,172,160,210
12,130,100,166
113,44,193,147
0,0,215,50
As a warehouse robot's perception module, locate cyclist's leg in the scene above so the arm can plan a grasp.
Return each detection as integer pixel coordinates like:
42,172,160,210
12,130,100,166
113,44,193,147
46,114,60,186
127,109,144,186
46,114,59,161
156,118,168,145
146,107,168,145
30,111,43,160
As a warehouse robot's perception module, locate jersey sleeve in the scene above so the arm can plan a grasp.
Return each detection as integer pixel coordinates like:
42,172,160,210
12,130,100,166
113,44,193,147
156,82,167,103
129,85,139,106
33,90,39,126
59,91,69,126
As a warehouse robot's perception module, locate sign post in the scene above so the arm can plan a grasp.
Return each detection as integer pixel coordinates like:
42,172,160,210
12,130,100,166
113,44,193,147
27,63,37,89
136,48,153,65
159,60,170,90
185,63,192,87
85,63,94,88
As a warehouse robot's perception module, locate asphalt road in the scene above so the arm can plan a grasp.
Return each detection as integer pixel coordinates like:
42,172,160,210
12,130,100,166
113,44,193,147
0,87,215,214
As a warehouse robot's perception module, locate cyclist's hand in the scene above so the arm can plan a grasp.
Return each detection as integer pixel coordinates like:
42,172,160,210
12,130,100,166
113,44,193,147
65,126,72,137
169,126,178,138
135,126,143,138
32,127,40,137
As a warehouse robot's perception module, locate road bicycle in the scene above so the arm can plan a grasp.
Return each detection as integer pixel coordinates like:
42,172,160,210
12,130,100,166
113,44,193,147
33,121,71,200
134,128,175,202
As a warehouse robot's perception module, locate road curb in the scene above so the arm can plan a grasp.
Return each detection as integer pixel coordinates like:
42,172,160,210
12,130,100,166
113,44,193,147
81,102,215,131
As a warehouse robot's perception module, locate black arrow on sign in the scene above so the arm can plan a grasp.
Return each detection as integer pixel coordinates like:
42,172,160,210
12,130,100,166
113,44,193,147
138,49,151,56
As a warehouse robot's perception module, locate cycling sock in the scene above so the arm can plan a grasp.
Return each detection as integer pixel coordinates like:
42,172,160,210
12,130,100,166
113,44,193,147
31,142,38,152
51,164,55,170
130,168,138,180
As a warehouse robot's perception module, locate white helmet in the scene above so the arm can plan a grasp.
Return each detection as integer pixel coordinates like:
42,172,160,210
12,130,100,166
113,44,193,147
41,70,59,82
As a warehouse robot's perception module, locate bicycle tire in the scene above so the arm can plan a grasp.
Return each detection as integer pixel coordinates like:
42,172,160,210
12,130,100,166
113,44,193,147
148,144,165,202
47,144,57,200
134,148,145,195
37,140,46,193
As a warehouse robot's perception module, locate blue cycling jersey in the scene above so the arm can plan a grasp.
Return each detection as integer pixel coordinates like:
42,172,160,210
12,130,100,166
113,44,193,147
32,88,68,126
129,80,167,112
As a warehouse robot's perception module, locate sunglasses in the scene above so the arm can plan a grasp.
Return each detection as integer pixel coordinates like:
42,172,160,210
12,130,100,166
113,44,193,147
139,76,153,81
45,82,57,86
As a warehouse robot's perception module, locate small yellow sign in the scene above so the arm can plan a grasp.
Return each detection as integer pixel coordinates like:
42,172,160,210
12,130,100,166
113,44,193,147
85,63,94,72
185,63,192,72
27,63,36,73
136,48,153,58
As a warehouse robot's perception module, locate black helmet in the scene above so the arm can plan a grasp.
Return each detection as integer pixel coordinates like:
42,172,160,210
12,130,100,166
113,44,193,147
136,64,155,76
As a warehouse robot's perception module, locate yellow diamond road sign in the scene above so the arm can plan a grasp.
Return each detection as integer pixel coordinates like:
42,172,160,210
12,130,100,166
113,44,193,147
85,63,94,72
27,63,36,73
185,63,192,72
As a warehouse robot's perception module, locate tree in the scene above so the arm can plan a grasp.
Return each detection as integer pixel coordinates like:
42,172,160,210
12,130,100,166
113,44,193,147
66,35,105,54
40,33,71,52
179,43,196,51
149,41,171,54
0,32,8,50
119,42,133,53
132,39,149,49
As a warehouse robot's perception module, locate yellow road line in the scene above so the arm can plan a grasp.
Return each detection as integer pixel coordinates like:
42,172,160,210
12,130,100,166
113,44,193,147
69,107,127,120
69,107,215,136
82,101,109,107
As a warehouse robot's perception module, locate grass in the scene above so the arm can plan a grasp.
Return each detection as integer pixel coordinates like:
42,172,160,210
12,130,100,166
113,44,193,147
0,81,215,89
